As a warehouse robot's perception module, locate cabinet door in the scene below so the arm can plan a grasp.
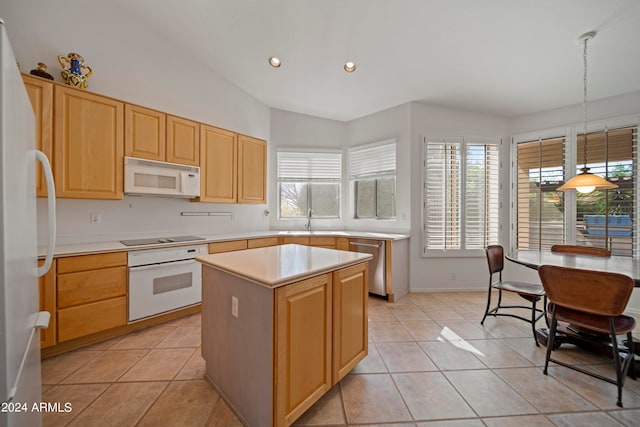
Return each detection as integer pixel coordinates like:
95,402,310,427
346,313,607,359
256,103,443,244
23,75,53,198
38,259,56,348
199,125,237,203
167,115,199,166
237,135,266,204
58,296,127,342
275,273,332,426
54,86,124,199
332,262,368,384
124,104,166,161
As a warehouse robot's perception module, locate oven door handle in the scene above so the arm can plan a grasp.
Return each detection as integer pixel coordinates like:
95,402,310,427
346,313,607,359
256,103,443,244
128,258,198,272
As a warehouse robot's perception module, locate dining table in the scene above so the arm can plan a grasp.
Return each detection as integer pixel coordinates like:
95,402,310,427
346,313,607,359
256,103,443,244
506,250,640,367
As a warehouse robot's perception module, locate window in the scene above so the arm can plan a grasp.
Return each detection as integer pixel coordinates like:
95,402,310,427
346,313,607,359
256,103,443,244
515,137,566,250
277,150,342,218
349,140,396,219
514,126,637,256
422,136,500,254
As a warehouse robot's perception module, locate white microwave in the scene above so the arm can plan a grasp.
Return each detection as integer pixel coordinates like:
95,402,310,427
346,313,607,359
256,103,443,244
124,157,200,198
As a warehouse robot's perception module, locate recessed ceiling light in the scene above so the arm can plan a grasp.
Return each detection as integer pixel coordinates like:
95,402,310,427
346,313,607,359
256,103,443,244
269,57,282,68
344,61,356,73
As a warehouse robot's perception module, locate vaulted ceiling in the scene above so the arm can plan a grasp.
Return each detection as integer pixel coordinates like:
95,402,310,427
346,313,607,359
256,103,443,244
113,0,640,121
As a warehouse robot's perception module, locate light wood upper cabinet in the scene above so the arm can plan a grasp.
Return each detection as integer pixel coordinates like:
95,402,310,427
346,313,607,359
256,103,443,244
199,125,237,203
238,135,267,204
22,75,53,198
54,86,124,199
124,104,166,161
167,115,199,166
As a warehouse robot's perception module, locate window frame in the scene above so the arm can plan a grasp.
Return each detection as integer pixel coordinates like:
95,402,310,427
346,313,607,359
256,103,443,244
421,135,502,257
510,115,640,257
276,149,342,220
349,139,397,220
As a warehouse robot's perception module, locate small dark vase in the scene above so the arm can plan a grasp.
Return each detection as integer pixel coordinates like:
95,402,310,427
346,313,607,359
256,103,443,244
29,62,54,80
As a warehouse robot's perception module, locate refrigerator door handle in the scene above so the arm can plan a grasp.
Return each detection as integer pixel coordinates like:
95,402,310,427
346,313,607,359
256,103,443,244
35,150,56,277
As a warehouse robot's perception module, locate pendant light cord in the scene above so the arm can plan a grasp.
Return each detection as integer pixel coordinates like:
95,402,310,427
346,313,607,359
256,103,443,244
582,36,589,170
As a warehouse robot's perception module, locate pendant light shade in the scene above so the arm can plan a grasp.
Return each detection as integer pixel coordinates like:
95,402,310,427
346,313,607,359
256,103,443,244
557,31,618,194
557,167,619,193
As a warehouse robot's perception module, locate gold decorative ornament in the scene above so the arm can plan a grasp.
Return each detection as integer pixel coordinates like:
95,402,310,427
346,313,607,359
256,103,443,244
58,52,93,90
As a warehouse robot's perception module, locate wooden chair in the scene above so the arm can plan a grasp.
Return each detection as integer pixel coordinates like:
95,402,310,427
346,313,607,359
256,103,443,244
481,245,546,346
550,244,611,257
538,265,636,407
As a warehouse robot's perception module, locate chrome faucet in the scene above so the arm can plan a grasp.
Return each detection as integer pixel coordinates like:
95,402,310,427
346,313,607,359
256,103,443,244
305,209,312,231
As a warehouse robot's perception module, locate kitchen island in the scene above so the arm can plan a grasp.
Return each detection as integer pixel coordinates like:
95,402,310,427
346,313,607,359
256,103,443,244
196,244,372,427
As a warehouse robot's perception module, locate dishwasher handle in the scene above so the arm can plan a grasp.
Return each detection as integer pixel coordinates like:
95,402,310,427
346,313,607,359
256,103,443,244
350,241,381,249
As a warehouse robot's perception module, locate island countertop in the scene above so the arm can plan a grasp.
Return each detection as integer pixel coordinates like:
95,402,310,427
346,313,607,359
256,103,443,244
196,244,372,288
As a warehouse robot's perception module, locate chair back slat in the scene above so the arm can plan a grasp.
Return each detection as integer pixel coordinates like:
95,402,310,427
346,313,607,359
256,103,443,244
485,245,504,274
538,265,634,316
550,245,611,257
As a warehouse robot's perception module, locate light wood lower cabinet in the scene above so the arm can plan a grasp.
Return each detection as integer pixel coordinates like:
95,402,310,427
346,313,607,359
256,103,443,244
247,237,280,248
38,260,56,348
275,273,332,426
202,261,367,427
56,252,127,342
332,262,368,383
208,240,248,254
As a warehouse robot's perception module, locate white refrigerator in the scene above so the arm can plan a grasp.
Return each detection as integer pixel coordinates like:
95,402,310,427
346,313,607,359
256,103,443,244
0,19,56,427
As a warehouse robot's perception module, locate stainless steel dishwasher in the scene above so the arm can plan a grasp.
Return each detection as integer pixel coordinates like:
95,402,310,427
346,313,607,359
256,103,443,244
350,239,385,296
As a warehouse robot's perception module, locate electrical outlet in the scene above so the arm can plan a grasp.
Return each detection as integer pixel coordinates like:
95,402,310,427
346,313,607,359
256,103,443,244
89,212,101,224
231,296,239,318
450,272,457,281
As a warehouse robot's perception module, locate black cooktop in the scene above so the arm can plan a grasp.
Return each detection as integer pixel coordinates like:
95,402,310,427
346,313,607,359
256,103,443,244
120,235,205,246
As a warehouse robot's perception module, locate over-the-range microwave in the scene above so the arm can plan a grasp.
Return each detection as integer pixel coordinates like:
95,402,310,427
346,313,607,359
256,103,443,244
124,156,200,198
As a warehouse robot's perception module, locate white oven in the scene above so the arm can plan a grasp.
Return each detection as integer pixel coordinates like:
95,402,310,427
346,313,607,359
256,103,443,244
127,244,208,321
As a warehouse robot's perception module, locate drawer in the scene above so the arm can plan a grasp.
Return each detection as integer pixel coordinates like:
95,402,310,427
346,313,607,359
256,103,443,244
209,240,248,253
310,237,335,247
58,266,127,309
282,236,309,245
247,237,280,249
57,296,127,342
57,252,127,274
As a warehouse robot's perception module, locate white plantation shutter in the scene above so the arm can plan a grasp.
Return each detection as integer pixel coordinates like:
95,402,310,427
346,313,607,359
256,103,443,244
423,136,500,254
277,150,342,181
349,140,396,179
465,141,500,249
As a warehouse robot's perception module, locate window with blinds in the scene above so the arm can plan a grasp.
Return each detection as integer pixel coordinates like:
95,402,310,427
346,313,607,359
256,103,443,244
574,127,637,256
349,140,396,219
422,136,500,254
277,150,342,218
516,137,565,250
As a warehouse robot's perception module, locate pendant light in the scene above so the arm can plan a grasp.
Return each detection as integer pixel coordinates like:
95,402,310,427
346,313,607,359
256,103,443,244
557,31,618,193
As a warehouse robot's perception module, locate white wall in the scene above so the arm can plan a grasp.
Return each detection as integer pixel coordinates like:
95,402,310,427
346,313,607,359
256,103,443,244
269,109,348,230
346,103,412,233
2,0,272,245
410,102,510,292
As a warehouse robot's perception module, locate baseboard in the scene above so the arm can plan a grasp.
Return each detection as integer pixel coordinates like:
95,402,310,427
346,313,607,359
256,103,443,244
409,286,486,293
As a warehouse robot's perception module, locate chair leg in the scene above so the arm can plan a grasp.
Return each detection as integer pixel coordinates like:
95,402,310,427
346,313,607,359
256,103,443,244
480,284,493,325
543,309,557,375
531,297,539,347
610,319,623,408
627,332,637,381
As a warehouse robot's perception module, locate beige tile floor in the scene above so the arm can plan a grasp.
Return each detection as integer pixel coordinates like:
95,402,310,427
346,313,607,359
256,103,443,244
40,291,640,426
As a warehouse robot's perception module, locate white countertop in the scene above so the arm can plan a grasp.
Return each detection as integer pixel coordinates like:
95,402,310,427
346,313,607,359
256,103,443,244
39,230,410,258
197,244,373,288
